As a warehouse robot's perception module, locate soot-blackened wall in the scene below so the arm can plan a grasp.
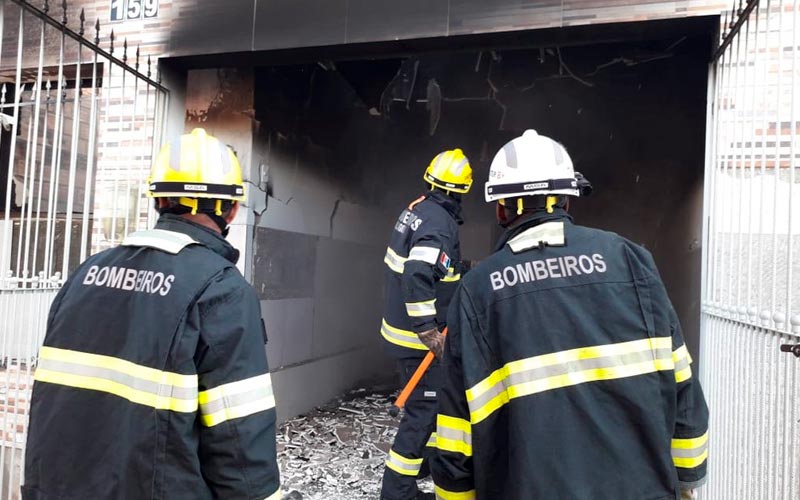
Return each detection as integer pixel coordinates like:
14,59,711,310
246,27,710,418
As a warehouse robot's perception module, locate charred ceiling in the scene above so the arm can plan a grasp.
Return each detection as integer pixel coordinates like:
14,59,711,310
253,32,710,159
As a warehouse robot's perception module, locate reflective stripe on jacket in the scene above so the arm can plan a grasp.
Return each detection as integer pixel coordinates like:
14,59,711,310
381,191,463,358
431,212,709,499
24,215,281,500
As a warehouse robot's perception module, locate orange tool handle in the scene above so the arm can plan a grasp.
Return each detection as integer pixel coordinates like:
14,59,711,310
390,328,447,416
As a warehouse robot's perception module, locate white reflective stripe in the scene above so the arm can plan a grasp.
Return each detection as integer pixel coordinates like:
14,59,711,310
199,373,276,427
436,414,473,457
673,344,693,383
408,246,440,264
426,432,438,447
384,247,407,274
442,268,461,282
122,229,198,255
672,432,709,469
35,346,198,413
507,221,566,253
406,299,437,317
385,449,423,476
466,337,674,424
263,488,282,500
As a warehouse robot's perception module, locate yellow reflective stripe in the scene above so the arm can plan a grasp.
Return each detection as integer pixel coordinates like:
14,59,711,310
35,369,198,413
672,345,693,365
675,365,693,383
390,449,423,465
672,432,708,450
35,346,198,413
438,414,471,435
442,267,461,282
672,432,709,469
466,337,674,424
201,396,276,427
673,344,693,383
263,488,282,500
406,299,437,317
426,432,438,447
199,373,276,427
39,346,196,388
385,449,423,476
434,485,476,500
381,320,428,350
384,247,407,274
436,414,473,457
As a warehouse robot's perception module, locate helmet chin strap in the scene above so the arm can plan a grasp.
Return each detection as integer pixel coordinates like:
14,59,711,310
157,199,231,237
498,195,567,227
209,213,231,237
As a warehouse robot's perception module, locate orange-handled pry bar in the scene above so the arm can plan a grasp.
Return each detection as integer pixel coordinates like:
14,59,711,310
389,327,447,417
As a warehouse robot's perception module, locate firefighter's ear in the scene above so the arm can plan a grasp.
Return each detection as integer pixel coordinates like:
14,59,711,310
496,202,509,226
225,202,240,224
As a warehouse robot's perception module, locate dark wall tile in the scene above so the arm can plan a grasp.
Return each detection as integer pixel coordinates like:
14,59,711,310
169,0,255,56
345,0,448,43
253,227,318,299
253,0,347,50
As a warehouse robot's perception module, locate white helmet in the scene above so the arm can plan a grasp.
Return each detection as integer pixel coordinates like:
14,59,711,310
485,130,581,202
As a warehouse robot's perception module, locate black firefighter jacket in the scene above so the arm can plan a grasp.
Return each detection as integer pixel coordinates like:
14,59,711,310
381,191,463,359
431,211,709,500
24,215,281,500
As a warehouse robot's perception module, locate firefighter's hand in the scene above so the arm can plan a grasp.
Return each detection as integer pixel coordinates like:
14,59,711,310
418,328,445,358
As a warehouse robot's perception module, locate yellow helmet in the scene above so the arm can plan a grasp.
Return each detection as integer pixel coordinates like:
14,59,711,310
423,148,473,194
148,128,245,214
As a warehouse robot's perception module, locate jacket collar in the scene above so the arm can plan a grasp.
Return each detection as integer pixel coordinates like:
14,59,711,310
426,190,463,224
493,208,572,252
154,214,240,264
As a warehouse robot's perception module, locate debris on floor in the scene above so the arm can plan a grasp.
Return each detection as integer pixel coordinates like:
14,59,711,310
278,387,433,499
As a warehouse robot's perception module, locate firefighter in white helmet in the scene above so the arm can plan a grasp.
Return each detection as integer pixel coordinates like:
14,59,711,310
430,130,709,499
25,129,281,500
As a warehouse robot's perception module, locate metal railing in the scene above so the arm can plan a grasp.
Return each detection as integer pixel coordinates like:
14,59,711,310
0,1,167,497
700,0,799,498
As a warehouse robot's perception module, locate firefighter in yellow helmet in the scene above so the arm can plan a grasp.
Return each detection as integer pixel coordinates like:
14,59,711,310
24,129,281,499
380,148,473,500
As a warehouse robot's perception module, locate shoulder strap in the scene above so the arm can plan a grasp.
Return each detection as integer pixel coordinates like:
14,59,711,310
408,195,427,211
121,229,199,255
507,221,566,253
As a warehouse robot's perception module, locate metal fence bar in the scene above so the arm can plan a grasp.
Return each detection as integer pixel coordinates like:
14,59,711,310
61,31,83,279
769,0,783,332
43,21,67,283
20,11,48,289
787,2,799,496
79,17,100,264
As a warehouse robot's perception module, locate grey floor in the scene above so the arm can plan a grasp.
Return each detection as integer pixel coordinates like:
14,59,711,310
279,387,433,499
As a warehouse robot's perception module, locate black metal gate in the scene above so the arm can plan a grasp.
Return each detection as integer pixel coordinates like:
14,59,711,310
0,1,167,496
700,1,799,498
